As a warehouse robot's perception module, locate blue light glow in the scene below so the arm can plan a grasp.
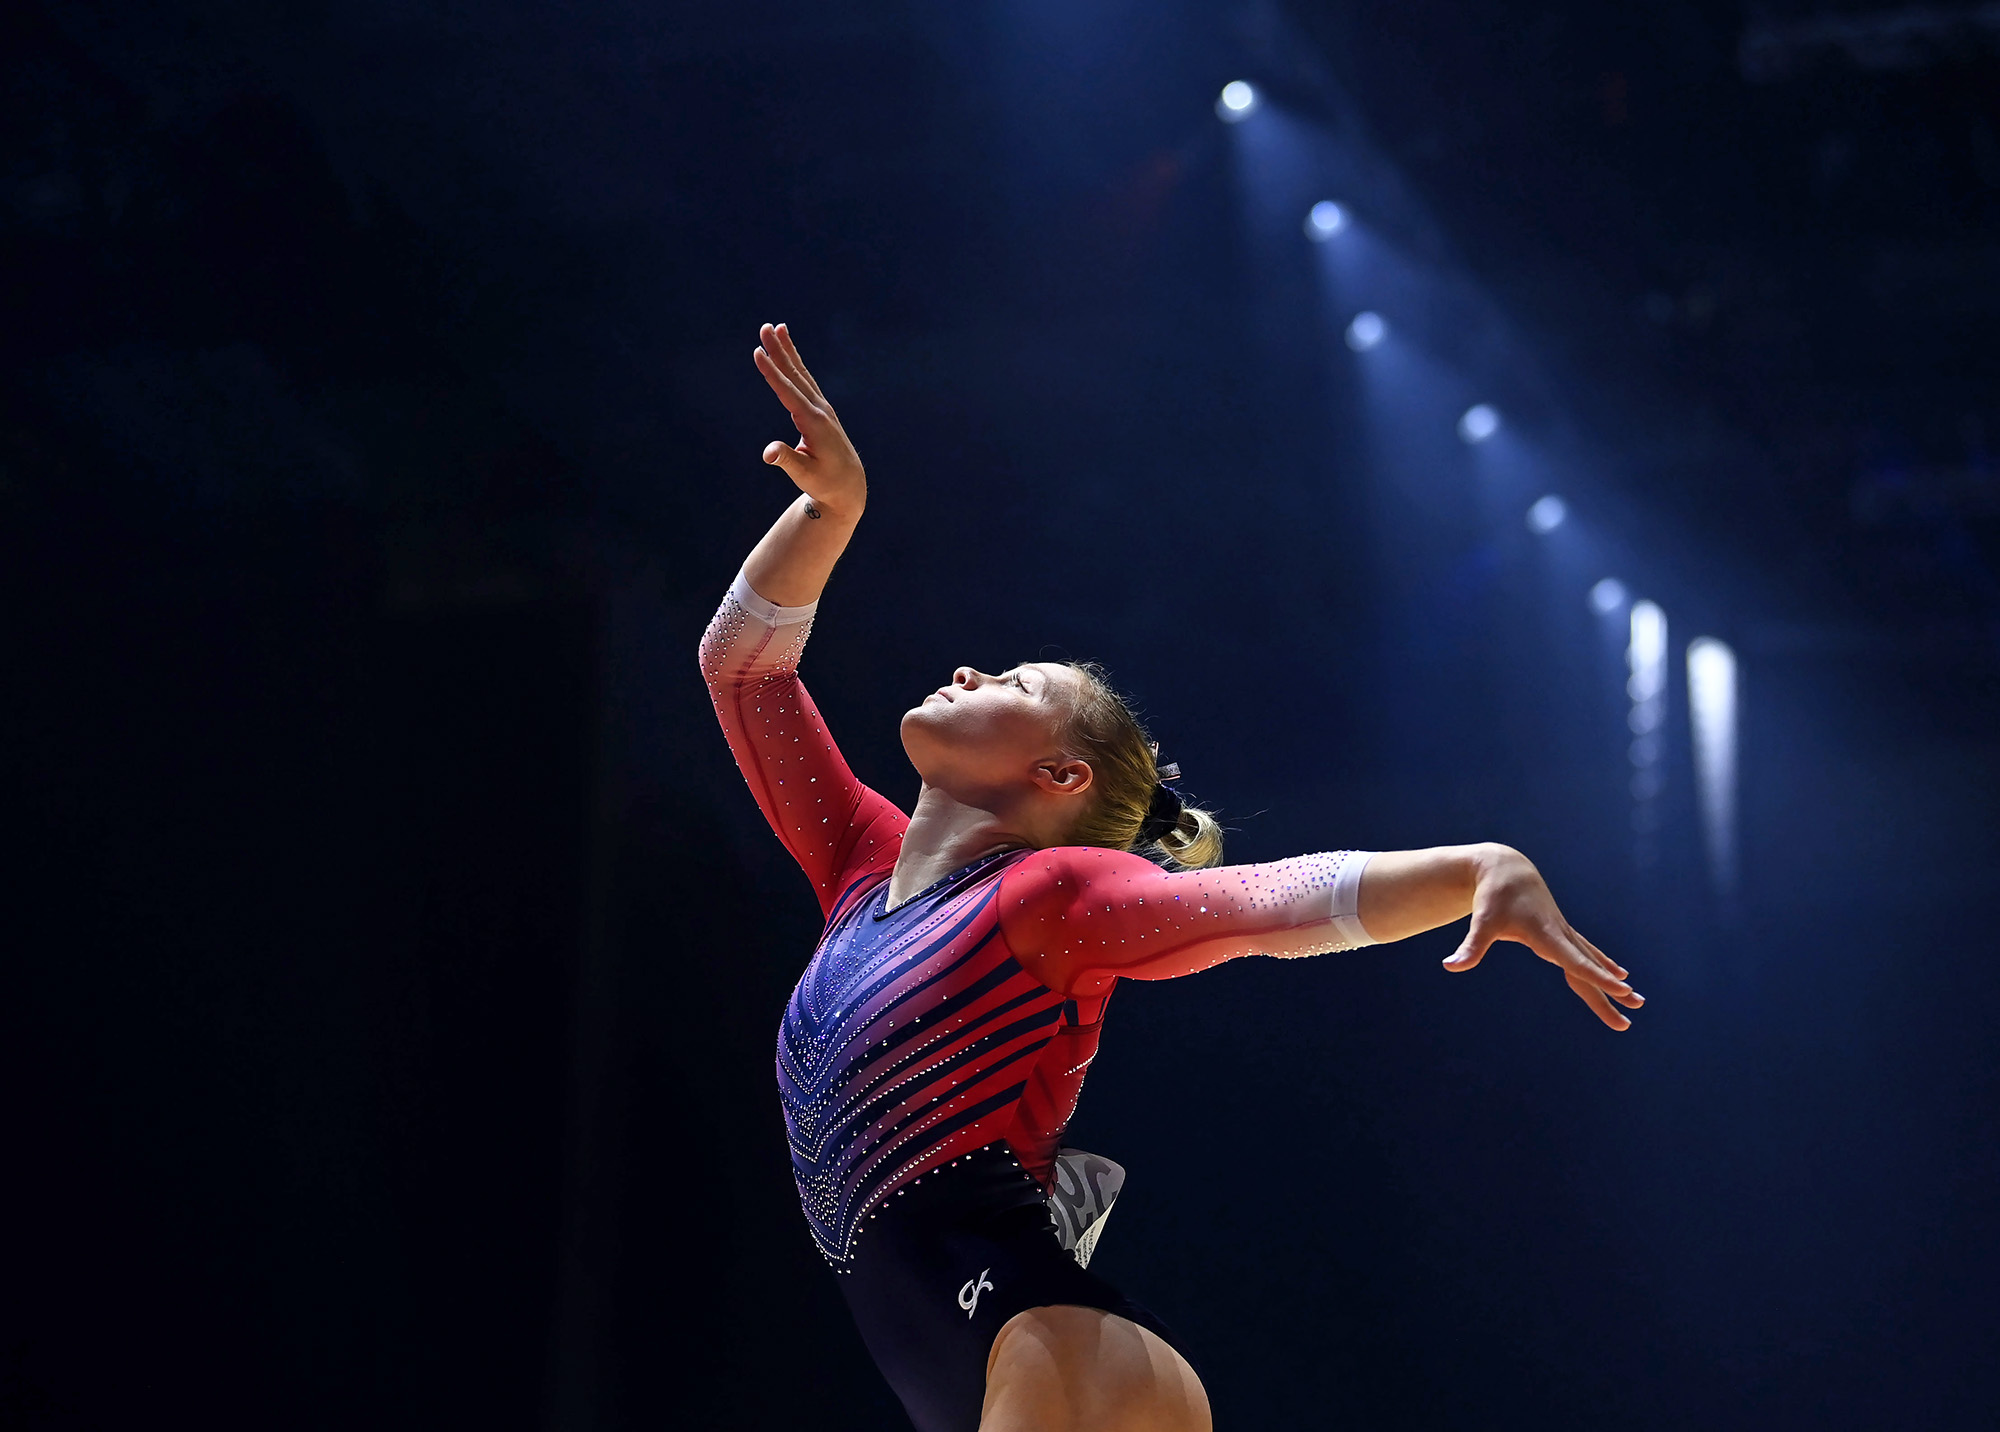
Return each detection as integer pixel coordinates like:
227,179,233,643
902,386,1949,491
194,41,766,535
1589,578,1628,613
1345,311,1386,351
1526,494,1568,533
1627,599,1670,863
1458,403,1500,444
1305,200,1347,240
1216,81,1258,122
1687,637,1739,894
1627,601,1668,725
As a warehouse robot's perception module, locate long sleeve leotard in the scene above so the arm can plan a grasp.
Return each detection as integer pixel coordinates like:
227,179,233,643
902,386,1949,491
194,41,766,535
701,573,1376,1268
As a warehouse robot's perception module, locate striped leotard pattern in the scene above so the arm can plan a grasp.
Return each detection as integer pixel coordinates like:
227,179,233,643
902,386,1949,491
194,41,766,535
779,849,1087,1266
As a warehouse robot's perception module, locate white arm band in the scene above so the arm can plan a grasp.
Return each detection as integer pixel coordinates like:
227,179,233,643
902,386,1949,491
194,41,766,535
730,569,818,628
1328,850,1376,948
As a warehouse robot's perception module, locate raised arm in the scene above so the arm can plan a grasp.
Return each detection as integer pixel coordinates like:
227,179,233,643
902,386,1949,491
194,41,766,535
698,324,904,915
1000,843,1641,1030
742,322,866,605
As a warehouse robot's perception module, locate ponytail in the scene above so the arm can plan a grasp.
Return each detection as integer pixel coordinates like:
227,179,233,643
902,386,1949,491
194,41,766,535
1052,661,1224,869
1157,804,1225,870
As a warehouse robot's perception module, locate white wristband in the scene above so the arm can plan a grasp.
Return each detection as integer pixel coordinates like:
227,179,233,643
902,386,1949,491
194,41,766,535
1328,850,1376,947
731,569,818,627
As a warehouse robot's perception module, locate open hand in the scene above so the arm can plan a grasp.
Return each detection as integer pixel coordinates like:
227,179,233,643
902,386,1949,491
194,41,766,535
754,323,865,517
1443,847,1643,1031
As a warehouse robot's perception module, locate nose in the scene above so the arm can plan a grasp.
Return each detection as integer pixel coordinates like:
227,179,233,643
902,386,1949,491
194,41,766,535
952,667,982,689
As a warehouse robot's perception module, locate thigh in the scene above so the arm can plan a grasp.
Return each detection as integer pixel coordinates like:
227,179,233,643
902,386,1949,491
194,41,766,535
981,1305,1213,1432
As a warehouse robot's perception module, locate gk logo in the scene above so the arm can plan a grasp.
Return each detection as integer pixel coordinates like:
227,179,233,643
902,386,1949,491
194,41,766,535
957,1267,995,1319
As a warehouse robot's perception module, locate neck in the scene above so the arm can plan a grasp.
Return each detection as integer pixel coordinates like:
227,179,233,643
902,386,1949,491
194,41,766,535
887,785,1035,908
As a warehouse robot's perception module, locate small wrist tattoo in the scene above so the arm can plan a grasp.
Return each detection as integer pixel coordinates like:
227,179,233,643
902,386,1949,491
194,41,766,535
803,499,822,520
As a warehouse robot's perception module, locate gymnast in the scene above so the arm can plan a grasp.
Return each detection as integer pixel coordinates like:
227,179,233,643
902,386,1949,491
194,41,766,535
700,323,1641,1431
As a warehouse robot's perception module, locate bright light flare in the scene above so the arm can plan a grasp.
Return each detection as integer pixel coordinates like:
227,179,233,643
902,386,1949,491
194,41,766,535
1305,200,1347,240
1687,637,1739,894
1458,404,1500,444
1216,81,1258,121
1589,578,1628,614
1627,599,1668,860
1526,495,1567,534
1345,311,1386,351
1627,601,1667,712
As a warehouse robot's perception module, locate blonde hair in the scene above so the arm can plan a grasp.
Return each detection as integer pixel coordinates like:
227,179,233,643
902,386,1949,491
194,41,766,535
1053,661,1224,869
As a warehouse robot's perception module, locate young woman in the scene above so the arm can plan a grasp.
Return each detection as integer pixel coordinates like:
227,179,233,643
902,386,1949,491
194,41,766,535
701,324,1642,1432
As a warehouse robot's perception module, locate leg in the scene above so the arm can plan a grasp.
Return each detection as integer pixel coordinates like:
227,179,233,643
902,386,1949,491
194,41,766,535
981,1305,1213,1432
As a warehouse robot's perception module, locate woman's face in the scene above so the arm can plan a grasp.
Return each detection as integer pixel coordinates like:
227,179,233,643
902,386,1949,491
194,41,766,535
901,662,1083,793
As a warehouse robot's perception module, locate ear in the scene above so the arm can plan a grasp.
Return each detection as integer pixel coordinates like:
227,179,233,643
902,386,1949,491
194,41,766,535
1032,758,1094,798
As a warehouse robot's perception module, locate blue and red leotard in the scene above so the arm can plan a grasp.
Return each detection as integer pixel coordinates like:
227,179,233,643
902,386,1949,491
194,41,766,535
701,571,1378,1270
703,570,1379,1430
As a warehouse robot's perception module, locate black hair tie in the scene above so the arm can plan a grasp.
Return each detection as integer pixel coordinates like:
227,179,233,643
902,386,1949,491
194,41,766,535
1136,778,1184,846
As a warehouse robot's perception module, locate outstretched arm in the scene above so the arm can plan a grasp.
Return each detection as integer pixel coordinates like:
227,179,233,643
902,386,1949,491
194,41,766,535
1001,843,1641,1031
742,322,867,606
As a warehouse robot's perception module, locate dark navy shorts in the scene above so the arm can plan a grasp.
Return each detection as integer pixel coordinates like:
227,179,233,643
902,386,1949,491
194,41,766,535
835,1142,1189,1432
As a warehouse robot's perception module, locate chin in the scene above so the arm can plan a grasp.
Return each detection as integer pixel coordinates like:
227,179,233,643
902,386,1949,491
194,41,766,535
899,706,950,779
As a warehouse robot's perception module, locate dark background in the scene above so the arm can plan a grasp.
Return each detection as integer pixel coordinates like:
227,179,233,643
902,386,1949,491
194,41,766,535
5,1,1996,1427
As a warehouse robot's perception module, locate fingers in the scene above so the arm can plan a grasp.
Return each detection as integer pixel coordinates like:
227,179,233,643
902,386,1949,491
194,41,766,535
751,324,866,498
1444,900,1641,1030
1548,926,1640,1025
1533,924,1635,999
1568,925,1628,980
753,342,820,424
1566,972,1632,1032
758,323,804,388
768,323,827,405
758,323,828,413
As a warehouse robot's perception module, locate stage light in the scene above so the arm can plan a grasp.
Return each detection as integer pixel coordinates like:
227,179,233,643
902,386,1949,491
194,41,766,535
1687,637,1739,894
1526,495,1567,533
1627,601,1666,708
1589,578,1628,613
1626,599,1668,868
1458,404,1500,444
1216,81,1258,122
1345,311,1386,351
1305,200,1347,240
